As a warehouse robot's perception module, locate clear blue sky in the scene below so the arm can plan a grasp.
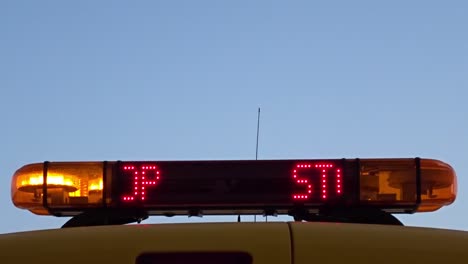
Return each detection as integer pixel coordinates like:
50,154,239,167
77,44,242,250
0,1,467,233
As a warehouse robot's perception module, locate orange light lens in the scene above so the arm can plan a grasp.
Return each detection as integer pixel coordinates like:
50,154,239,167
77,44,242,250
11,162,104,215
360,159,417,205
11,163,47,214
417,159,457,212
46,162,104,207
359,158,457,212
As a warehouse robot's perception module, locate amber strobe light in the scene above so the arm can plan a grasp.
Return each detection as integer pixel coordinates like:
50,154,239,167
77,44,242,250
11,158,456,216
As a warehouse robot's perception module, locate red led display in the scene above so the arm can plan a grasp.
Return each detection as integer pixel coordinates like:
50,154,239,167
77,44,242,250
292,163,343,201
117,160,344,208
293,164,312,200
336,168,342,195
122,165,160,202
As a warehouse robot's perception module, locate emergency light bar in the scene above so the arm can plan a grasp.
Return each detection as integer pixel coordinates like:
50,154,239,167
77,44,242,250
11,158,456,217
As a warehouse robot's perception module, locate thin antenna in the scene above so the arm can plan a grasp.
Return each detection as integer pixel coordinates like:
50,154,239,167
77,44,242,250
253,108,261,223
256,107,261,160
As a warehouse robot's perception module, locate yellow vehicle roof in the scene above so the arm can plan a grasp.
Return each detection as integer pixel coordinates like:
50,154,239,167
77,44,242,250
1,222,467,264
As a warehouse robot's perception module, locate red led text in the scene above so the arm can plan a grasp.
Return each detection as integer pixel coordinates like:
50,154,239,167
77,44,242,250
122,165,160,202
293,163,342,200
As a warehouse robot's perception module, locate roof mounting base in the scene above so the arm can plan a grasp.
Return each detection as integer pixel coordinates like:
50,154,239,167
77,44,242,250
61,209,148,228
61,207,403,228
289,207,403,226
